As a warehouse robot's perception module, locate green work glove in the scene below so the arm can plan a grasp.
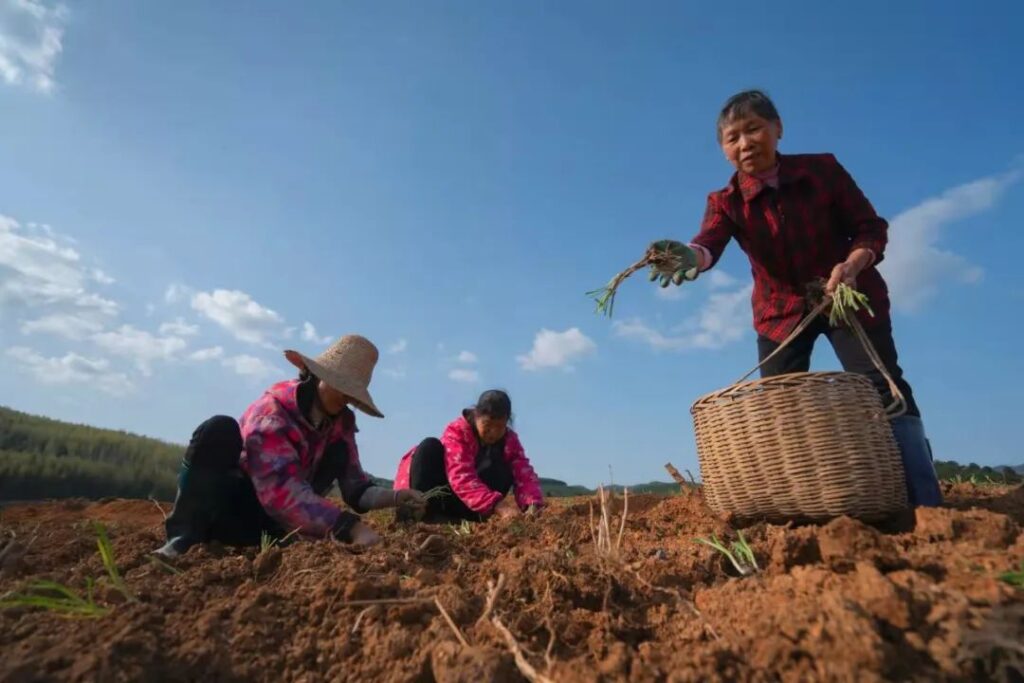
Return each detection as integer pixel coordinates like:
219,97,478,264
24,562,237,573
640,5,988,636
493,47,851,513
647,240,700,288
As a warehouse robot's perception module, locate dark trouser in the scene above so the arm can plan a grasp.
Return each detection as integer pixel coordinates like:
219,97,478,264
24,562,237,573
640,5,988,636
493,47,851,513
757,319,942,506
756,318,919,417
408,437,513,521
164,415,348,547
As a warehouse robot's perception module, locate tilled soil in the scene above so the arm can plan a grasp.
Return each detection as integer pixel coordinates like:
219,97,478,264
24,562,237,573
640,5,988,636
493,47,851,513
1,483,1022,682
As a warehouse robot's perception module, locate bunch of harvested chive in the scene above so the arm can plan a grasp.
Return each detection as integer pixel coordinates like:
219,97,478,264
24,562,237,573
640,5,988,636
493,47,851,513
806,279,875,327
828,283,874,327
586,244,686,317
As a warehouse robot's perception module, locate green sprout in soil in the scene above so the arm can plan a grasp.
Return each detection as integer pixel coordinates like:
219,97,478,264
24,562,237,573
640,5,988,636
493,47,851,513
259,527,301,554
0,522,130,618
450,520,473,537
0,578,108,618
999,561,1024,588
695,530,760,577
421,485,452,502
94,522,134,602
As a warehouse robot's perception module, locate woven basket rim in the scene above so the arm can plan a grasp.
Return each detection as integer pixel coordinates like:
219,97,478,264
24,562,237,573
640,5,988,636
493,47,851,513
689,370,876,411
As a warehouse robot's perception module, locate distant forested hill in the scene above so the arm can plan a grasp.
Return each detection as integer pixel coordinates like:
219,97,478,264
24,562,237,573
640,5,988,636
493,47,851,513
0,406,182,500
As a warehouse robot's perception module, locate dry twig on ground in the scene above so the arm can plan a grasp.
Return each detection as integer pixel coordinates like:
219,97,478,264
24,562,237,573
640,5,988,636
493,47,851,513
590,485,629,559
434,597,470,648
492,616,556,683
148,497,168,521
477,573,506,626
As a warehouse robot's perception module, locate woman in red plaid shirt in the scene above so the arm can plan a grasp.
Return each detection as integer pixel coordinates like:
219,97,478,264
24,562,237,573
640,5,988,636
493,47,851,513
651,90,942,507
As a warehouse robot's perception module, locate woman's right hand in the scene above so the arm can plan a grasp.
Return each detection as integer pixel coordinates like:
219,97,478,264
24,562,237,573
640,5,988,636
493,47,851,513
492,494,520,519
647,240,700,286
349,520,382,547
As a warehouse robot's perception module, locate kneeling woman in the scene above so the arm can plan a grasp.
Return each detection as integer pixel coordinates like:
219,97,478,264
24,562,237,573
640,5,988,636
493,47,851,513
393,390,544,521
156,335,424,557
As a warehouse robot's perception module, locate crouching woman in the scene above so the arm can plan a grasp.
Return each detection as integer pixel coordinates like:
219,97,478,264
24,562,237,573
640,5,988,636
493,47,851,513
393,390,544,521
155,335,424,558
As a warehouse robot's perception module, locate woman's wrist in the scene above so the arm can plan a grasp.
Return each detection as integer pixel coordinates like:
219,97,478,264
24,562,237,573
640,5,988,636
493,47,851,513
846,248,874,275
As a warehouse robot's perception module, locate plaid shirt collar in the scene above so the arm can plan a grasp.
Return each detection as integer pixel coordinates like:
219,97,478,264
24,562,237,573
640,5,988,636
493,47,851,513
724,154,812,203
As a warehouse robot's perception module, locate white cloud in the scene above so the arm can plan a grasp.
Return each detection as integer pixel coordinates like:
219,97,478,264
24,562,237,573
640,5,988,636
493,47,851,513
388,338,408,354
190,288,284,346
456,350,478,364
222,354,278,379
159,317,199,337
382,367,407,380
91,269,114,285
0,0,66,93
707,270,738,290
301,322,332,345
614,284,753,351
7,346,133,396
654,285,686,301
164,283,193,304
0,215,118,332
448,368,480,383
91,324,187,375
881,170,1020,312
517,327,596,372
188,346,224,362
20,312,103,339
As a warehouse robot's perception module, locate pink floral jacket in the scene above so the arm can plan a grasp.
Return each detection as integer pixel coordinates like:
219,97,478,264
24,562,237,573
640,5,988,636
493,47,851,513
239,380,370,537
393,414,544,514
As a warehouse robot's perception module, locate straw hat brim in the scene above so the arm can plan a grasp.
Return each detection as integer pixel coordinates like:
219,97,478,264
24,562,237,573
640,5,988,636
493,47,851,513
285,350,384,418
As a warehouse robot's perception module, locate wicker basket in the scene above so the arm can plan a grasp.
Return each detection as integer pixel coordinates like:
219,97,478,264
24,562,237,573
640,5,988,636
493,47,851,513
690,302,909,523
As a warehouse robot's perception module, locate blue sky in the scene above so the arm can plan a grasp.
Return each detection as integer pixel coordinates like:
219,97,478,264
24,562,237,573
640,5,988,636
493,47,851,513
1,1,1022,486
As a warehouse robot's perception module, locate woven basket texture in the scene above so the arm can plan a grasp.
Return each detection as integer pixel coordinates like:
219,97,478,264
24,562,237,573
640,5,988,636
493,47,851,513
691,370,908,523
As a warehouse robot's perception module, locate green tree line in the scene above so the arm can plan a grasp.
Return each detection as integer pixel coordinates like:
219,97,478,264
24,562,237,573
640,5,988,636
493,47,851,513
0,406,181,501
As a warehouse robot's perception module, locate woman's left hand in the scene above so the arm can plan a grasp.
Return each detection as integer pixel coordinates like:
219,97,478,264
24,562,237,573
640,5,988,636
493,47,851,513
394,489,427,512
493,494,520,519
826,249,874,295
349,521,382,547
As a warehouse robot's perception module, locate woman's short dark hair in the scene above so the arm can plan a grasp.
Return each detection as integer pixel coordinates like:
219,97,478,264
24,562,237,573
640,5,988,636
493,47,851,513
717,90,780,139
474,389,512,422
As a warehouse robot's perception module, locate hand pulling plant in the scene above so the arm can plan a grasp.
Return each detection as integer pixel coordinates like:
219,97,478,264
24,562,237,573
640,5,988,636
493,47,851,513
695,531,759,577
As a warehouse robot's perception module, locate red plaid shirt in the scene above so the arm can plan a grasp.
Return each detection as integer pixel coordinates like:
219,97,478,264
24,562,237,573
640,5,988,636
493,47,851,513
691,153,891,343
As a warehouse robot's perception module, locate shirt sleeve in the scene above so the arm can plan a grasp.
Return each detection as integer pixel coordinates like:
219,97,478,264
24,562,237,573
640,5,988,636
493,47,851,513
334,432,373,513
827,154,888,263
689,192,737,269
442,422,503,514
504,431,544,509
244,413,342,537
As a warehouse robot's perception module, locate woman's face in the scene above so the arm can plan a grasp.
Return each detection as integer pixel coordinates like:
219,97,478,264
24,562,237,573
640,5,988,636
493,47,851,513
317,381,349,416
474,414,508,446
719,113,782,175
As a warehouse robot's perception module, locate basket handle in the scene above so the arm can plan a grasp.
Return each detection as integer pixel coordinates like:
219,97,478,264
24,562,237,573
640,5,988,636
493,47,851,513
735,298,907,419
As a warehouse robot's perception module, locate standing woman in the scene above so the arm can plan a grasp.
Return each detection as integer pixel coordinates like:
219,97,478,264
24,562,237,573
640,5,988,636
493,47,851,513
156,335,425,558
393,390,544,521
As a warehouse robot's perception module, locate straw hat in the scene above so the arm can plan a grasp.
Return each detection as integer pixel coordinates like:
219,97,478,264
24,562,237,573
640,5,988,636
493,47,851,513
284,334,384,418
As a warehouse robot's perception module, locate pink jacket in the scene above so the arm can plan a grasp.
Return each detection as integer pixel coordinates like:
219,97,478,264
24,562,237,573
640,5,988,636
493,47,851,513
239,380,370,537
393,415,544,514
